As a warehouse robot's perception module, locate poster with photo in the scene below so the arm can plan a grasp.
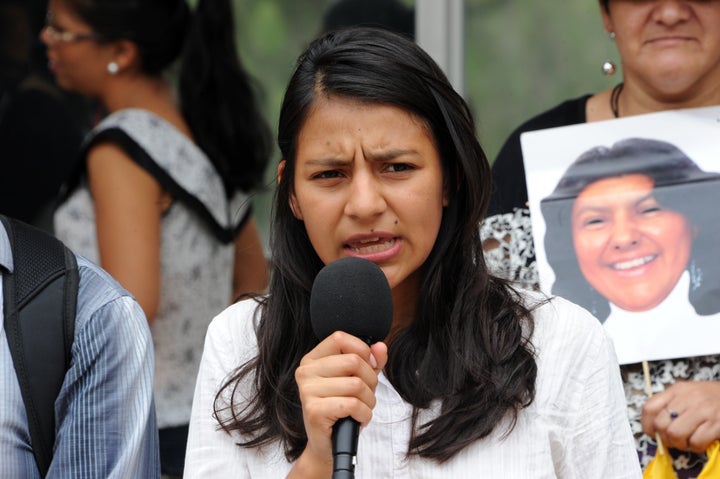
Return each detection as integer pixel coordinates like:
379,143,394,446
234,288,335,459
521,105,720,364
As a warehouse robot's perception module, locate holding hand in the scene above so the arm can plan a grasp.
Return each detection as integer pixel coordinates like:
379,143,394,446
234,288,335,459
642,380,720,453
289,331,388,478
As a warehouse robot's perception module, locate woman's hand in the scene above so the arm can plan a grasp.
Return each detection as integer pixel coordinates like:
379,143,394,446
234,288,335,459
288,331,388,478
642,380,720,453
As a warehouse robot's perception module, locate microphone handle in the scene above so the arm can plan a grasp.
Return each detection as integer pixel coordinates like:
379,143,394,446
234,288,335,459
332,417,359,479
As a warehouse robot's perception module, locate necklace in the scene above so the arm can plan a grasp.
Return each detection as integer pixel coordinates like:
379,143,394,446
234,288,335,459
610,82,624,118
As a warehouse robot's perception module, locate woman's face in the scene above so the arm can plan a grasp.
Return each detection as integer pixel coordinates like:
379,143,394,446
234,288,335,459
41,0,113,95
601,0,720,98
571,174,694,311
287,95,447,302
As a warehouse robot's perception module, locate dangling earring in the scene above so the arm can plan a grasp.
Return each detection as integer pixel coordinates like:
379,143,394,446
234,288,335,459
690,259,703,291
601,32,617,76
107,62,119,75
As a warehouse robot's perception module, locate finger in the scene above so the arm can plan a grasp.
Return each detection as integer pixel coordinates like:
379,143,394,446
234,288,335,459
662,412,693,451
302,331,377,367
297,352,380,389
687,420,720,453
642,393,674,438
303,394,375,428
300,374,378,411
369,341,388,373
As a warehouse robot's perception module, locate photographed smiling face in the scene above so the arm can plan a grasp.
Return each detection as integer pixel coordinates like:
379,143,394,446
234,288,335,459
288,95,447,300
571,174,694,312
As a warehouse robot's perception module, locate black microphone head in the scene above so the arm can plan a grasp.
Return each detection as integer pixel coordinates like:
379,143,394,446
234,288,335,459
310,257,393,343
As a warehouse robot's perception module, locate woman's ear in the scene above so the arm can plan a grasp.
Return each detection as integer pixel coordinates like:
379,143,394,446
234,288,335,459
108,39,139,74
278,160,303,220
599,2,613,34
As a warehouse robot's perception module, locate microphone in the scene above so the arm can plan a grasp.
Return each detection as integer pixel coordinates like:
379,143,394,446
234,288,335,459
310,257,393,479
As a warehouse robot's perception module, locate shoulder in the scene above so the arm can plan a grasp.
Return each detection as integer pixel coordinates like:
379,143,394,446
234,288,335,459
502,95,591,144
204,298,263,363
488,95,591,215
529,293,604,340
528,293,615,370
494,94,591,167
73,255,149,336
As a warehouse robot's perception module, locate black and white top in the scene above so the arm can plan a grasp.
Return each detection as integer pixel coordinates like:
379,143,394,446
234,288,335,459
55,108,252,429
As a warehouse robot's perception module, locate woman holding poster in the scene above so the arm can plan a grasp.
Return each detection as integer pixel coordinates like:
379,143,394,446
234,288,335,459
483,0,720,476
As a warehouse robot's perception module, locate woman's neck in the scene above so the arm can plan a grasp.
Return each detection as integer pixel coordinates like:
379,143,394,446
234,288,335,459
587,77,720,122
99,75,192,138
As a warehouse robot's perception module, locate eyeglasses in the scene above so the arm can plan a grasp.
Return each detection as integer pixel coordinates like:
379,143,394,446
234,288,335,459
43,24,100,44
43,12,101,44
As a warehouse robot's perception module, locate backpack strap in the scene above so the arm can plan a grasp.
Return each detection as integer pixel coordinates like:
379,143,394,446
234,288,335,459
1,215,78,476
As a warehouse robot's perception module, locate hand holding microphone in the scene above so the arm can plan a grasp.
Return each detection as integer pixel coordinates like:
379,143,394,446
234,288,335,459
294,257,393,479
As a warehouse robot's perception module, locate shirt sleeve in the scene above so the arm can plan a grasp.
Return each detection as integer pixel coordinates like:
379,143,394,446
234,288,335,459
542,299,642,479
48,281,160,478
185,304,254,478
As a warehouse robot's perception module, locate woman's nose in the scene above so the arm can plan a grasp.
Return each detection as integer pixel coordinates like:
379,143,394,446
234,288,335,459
610,216,640,250
39,25,51,46
651,0,692,26
344,171,386,220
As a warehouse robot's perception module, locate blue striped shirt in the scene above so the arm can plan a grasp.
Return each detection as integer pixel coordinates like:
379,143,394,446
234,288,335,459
0,223,160,478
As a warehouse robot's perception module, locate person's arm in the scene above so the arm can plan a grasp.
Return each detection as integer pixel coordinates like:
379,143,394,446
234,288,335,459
642,380,720,453
87,142,166,322
49,275,159,478
544,300,641,479
232,216,269,301
185,302,257,477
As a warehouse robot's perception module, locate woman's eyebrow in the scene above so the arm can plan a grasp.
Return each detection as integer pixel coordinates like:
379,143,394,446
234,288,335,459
303,157,351,167
364,148,419,162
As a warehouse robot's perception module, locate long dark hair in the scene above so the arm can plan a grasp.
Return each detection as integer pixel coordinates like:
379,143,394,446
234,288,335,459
216,27,537,463
541,137,720,319
65,0,271,194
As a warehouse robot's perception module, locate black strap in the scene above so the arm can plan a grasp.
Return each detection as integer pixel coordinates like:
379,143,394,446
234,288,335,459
1,215,78,476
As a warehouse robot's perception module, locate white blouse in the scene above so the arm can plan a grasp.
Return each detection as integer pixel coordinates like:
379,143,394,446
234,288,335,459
185,293,641,478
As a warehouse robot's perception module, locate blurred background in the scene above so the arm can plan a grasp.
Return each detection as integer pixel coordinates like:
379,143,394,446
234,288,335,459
5,0,621,248
230,0,620,247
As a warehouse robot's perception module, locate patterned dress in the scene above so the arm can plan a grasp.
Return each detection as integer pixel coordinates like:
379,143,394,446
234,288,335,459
55,108,252,429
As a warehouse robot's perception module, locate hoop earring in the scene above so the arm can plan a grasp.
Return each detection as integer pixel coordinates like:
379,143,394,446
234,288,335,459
107,62,119,75
601,32,617,76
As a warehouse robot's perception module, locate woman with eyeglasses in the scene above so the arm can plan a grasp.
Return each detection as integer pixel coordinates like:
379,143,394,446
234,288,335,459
42,0,272,476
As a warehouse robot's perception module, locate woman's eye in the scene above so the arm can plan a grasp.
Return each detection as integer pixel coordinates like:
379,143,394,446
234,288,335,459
385,163,413,173
312,170,342,180
582,217,605,227
639,205,661,215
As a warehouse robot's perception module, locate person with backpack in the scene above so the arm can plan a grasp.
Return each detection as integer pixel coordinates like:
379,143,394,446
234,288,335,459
0,215,159,478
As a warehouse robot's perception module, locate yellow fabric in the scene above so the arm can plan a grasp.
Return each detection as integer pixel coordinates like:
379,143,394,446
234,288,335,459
643,440,720,479
697,440,720,479
643,447,678,479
